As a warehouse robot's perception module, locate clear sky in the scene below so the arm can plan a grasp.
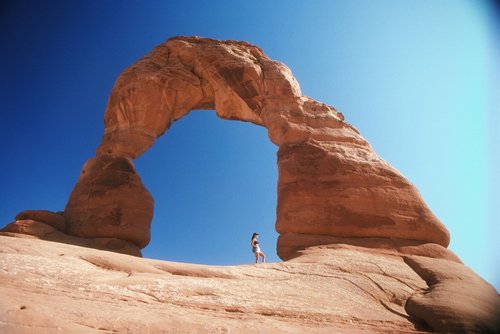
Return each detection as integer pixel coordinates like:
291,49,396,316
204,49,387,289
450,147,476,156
1,1,498,290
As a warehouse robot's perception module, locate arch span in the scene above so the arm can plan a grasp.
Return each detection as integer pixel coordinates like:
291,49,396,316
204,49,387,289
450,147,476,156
63,36,449,259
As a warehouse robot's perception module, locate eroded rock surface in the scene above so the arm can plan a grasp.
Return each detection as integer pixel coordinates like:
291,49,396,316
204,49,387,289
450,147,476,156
15,210,66,231
64,155,153,248
404,256,500,333
1,237,498,333
0,220,141,256
4,36,497,333
60,36,449,251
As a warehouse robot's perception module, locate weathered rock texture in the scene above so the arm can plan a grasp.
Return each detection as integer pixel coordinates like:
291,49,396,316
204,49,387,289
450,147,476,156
1,236,498,333
15,210,66,231
64,155,153,248
0,218,141,256
4,36,498,333
62,36,448,252
404,256,500,333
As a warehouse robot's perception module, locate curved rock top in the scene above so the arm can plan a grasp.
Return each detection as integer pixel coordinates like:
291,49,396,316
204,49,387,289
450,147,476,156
98,35,341,157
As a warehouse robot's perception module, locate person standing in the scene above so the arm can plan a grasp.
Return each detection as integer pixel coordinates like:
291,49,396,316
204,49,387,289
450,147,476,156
251,233,265,264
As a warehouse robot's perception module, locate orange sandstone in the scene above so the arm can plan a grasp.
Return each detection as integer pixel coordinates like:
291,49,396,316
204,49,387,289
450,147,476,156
3,36,497,333
62,36,449,250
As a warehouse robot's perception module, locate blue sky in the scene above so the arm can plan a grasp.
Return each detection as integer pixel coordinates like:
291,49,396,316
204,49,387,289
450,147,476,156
0,1,498,290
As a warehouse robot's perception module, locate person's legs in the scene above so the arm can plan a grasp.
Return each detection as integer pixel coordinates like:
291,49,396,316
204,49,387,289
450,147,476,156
254,252,259,264
259,251,266,263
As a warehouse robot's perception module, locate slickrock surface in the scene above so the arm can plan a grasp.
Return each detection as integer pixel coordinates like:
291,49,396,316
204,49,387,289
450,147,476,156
59,36,449,253
1,236,498,333
404,256,500,333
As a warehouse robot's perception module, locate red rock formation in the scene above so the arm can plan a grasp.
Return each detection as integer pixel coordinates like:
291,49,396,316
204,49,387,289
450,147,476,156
64,155,153,248
277,233,461,262
63,36,449,251
15,210,66,231
404,256,500,333
0,220,141,256
2,36,499,333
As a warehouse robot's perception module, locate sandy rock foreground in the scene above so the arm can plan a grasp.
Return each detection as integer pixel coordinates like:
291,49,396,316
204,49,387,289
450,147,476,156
1,236,498,333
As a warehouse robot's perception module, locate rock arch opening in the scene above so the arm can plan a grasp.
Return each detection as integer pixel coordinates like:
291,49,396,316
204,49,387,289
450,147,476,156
136,110,279,264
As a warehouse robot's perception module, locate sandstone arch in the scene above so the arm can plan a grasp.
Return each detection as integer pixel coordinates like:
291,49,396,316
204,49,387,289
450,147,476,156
62,36,450,259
